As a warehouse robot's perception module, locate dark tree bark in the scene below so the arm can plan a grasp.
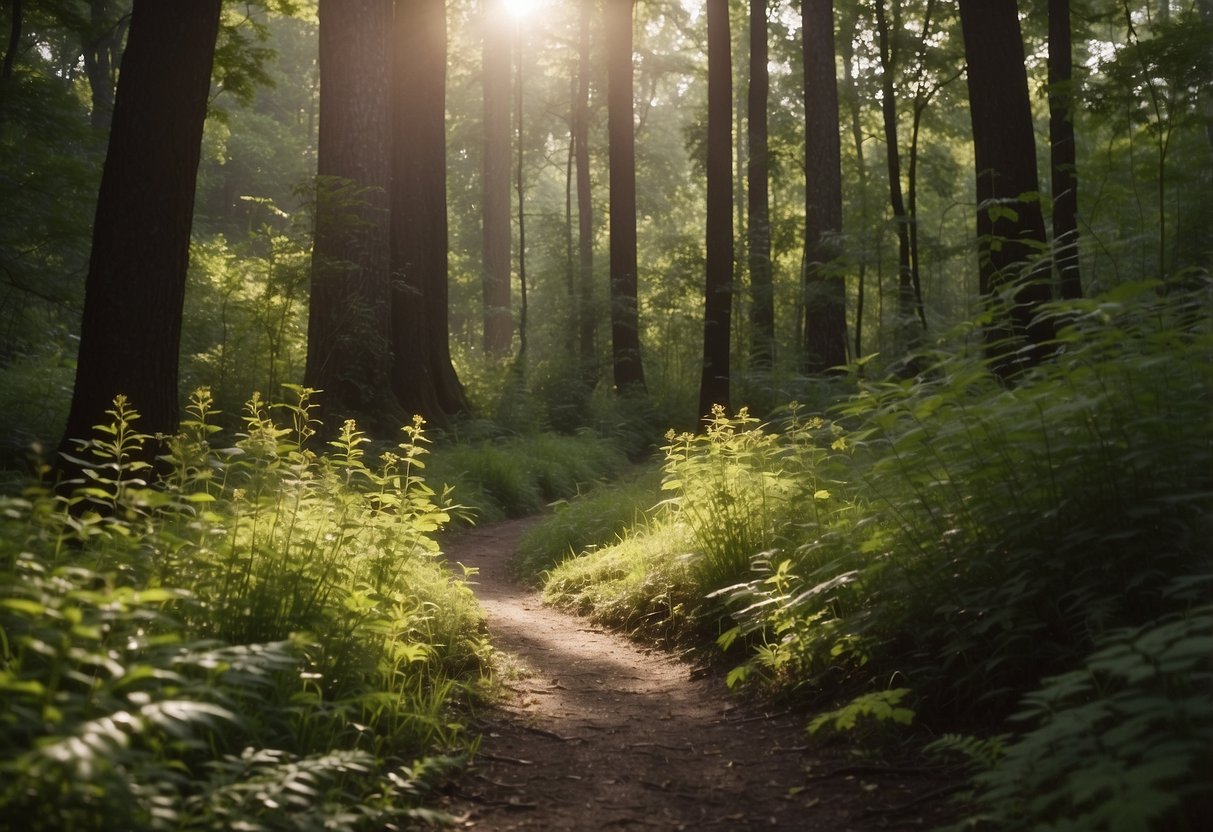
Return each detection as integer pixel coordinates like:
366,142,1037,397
747,0,774,371
390,0,467,427
515,27,528,360
839,8,869,360
801,0,847,373
606,0,645,393
698,0,733,418
874,0,917,344
2,0,21,82
1048,0,1082,300
958,0,1056,377
305,0,399,435
482,0,513,355
574,0,596,385
57,0,221,465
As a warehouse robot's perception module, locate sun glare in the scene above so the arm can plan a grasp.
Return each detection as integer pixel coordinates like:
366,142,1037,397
503,0,537,19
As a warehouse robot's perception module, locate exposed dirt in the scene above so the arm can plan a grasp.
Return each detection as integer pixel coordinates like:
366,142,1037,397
439,518,960,831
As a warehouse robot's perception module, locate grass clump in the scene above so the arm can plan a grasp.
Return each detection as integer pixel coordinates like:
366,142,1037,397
426,431,627,524
0,387,487,831
512,467,663,582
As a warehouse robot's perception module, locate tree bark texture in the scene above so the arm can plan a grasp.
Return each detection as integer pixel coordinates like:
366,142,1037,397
58,0,221,461
874,0,916,343
801,0,847,373
390,0,466,427
482,0,513,355
575,0,596,385
958,0,1056,376
606,0,645,393
1048,0,1082,300
747,0,774,371
698,0,733,419
305,0,399,435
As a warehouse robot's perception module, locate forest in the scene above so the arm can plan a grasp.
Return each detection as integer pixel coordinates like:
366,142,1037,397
0,0,1210,829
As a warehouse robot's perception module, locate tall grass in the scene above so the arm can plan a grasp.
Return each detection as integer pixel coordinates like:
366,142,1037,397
0,387,487,831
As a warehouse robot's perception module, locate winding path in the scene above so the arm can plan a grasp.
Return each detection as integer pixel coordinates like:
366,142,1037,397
439,518,955,831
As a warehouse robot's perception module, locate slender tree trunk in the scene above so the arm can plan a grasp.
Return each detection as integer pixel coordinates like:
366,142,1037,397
482,0,513,354
2,0,22,82
907,0,942,331
81,1,127,132
801,0,846,373
515,25,528,361
389,0,466,427
1049,0,1081,300
606,0,645,393
305,0,398,435
698,0,733,418
747,0,774,371
58,0,221,464
839,8,868,360
957,0,1056,378
874,0,916,349
575,0,596,385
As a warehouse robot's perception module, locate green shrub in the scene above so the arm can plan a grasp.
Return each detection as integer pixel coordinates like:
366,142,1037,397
0,388,488,830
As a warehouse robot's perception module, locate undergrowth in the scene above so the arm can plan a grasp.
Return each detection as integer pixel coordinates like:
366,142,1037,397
540,281,1213,829
0,387,487,831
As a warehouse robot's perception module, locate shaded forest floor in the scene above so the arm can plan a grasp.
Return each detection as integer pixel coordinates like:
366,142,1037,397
439,518,963,831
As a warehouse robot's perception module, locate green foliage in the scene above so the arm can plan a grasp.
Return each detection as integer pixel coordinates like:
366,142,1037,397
513,467,663,582
932,607,1213,831
426,432,627,524
541,283,1212,826
0,388,487,830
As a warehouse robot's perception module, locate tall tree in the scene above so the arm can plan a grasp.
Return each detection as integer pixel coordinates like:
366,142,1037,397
801,0,847,373
482,0,513,355
574,0,596,384
58,0,221,463
1048,0,1081,300
874,0,917,343
957,0,1056,376
698,0,733,417
305,0,398,434
747,0,774,371
390,0,467,426
606,0,645,393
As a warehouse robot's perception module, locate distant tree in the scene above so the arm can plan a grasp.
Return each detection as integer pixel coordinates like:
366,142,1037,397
606,0,645,393
1049,0,1081,300
957,0,1055,377
747,0,774,371
304,0,399,434
482,0,513,355
874,0,917,343
57,0,221,464
390,0,467,425
801,0,846,373
574,0,596,384
698,0,732,417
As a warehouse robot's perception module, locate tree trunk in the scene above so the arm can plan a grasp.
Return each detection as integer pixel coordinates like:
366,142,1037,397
1048,0,1082,300
81,0,127,132
515,27,528,361
2,0,22,82
839,7,868,361
305,0,399,435
482,0,513,355
801,0,846,373
606,0,645,393
575,0,596,385
958,0,1056,377
874,0,916,347
389,0,466,427
58,0,221,465
747,0,774,371
698,0,733,418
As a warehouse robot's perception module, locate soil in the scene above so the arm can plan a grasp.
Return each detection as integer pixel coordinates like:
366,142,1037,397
439,517,962,831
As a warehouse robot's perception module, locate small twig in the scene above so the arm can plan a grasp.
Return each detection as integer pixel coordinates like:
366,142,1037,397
804,763,954,781
864,782,967,814
518,723,581,742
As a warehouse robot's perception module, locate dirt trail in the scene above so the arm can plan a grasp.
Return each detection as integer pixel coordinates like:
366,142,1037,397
439,518,955,831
